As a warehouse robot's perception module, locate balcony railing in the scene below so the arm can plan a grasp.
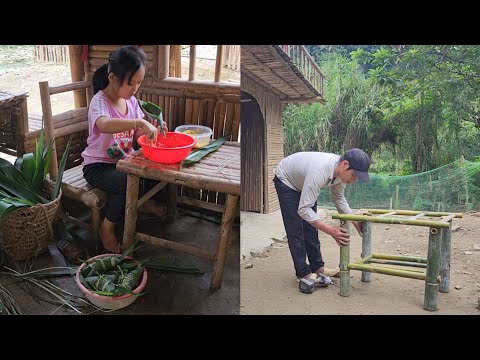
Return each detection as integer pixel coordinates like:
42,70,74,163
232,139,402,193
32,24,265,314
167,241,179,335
278,45,325,96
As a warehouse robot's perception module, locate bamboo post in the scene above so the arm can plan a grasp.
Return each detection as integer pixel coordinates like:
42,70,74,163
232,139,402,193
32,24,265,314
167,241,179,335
214,45,224,83
175,45,181,78
395,185,399,210
123,174,140,250
158,45,169,80
39,81,58,179
439,222,452,293
361,222,371,282
424,227,441,311
210,194,239,292
189,45,196,81
339,220,351,296
461,155,469,211
389,197,393,210
68,45,87,109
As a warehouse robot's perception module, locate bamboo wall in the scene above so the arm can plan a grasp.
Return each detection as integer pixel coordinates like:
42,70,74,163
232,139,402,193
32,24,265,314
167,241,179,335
240,92,264,212
35,45,69,64
85,45,241,207
222,45,240,71
241,74,283,213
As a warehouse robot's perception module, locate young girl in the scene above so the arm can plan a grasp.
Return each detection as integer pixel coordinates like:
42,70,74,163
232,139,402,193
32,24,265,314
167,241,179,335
82,46,167,253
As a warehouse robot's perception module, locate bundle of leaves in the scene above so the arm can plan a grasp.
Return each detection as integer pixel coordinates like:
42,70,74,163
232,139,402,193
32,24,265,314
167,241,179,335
0,131,71,222
79,256,146,297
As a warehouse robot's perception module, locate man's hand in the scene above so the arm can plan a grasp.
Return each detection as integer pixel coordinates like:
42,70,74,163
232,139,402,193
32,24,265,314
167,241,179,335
313,221,350,247
327,225,351,247
353,221,364,237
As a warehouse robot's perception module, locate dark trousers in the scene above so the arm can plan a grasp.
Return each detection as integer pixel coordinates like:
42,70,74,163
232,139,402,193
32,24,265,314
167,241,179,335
83,163,157,224
273,176,324,278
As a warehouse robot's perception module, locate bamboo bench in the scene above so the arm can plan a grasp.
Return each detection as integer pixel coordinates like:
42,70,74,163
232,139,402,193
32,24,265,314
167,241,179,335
331,209,462,311
40,79,107,242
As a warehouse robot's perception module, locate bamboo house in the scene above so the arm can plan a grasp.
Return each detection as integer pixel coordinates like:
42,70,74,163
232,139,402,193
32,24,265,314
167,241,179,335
240,45,325,213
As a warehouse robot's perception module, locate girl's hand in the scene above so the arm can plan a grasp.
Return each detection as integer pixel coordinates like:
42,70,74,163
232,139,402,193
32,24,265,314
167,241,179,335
151,119,168,133
140,119,158,141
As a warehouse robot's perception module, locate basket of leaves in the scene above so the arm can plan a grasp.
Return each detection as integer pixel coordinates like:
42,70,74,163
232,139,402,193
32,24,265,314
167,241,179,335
75,253,148,310
0,133,70,261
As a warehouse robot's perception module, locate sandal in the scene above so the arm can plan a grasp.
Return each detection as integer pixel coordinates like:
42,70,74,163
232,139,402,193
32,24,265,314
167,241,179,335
297,273,332,287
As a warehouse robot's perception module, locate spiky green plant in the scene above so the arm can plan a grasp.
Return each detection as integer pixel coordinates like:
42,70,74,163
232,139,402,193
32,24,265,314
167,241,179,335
0,131,71,222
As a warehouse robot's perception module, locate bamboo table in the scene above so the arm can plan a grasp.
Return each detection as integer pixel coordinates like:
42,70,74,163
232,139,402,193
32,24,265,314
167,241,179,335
331,209,462,311
116,141,240,292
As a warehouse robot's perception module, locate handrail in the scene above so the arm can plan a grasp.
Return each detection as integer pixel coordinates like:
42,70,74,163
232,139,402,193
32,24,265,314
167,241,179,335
277,45,325,96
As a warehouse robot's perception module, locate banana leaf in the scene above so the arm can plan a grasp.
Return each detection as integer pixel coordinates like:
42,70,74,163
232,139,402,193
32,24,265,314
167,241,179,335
182,134,231,165
81,256,123,278
138,100,166,137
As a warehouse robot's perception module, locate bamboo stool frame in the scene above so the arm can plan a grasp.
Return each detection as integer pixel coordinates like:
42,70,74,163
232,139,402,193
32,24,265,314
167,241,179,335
331,209,463,311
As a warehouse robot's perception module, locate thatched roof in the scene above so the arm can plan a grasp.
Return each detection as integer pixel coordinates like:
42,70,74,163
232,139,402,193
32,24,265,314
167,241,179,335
241,45,325,104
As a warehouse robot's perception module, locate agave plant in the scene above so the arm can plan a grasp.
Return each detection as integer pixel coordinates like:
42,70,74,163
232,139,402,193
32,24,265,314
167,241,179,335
0,130,71,222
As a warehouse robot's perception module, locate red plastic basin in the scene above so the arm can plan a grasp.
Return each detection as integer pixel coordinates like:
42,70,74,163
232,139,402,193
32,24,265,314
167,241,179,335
137,132,196,164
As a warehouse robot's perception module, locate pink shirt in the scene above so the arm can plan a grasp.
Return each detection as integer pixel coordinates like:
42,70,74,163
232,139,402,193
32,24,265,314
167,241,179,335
81,91,145,165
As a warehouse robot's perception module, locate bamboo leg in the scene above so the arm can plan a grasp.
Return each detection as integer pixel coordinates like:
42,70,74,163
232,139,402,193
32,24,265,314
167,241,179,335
439,224,452,293
166,183,177,223
361,222,371,282
339,220,351,296
123,174,140,250
210,194,238,292
424,227,441,311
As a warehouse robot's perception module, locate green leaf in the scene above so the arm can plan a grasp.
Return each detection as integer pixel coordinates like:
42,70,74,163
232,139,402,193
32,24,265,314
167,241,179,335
182,135,231,165
138,100,166,137
51,136,71,200
21,153,36,184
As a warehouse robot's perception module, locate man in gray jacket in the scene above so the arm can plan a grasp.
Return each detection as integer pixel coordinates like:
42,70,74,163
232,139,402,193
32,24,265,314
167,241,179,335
273,148,371,287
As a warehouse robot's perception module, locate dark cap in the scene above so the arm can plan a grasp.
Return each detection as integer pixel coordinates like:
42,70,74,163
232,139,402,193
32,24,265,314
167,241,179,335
343,148,371,182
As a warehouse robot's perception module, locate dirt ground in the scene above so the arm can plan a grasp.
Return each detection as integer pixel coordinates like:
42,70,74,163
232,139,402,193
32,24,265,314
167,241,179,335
240,210,480,315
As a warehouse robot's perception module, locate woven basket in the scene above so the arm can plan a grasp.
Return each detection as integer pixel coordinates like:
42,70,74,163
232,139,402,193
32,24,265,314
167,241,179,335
1,187,61,261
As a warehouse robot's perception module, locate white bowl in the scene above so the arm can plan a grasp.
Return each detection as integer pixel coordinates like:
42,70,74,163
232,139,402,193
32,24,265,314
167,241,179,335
175,125,213,148
75,254,148,310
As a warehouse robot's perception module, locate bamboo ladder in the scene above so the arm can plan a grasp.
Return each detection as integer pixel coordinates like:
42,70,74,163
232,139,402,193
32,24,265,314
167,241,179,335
331,209,463,311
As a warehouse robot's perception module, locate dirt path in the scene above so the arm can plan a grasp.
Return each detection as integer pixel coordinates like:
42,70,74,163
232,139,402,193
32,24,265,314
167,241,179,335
240,211,480,315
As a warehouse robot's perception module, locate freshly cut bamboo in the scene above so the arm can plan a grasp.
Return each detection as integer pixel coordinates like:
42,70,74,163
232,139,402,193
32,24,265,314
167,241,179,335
361,222,371,282
332,213,451,228
339,220,351,296
358,262,426,273
369,258,427,268
348,263,429,280
439,226,452,293
360,209,462,218
424,229,442,311
371,253,427,263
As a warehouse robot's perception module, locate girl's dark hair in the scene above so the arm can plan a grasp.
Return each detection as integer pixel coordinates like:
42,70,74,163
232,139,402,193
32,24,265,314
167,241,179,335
92,46,147,94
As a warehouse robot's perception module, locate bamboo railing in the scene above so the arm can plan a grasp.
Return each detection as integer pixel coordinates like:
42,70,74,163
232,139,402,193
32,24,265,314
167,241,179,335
278,45,325,95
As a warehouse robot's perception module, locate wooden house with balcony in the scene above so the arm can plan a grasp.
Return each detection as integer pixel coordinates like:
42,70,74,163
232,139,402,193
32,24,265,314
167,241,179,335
241,45,326,214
